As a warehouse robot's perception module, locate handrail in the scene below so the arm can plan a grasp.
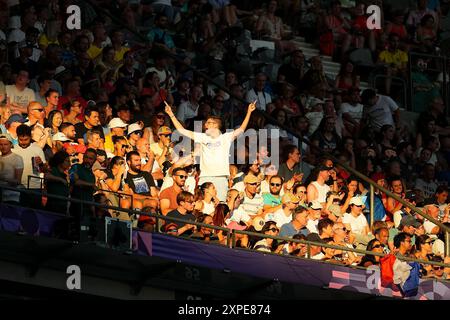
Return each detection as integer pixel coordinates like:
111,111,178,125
78,0,450,256
1,185,449,269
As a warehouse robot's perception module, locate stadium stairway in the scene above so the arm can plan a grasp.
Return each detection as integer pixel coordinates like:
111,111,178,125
292,36,370,91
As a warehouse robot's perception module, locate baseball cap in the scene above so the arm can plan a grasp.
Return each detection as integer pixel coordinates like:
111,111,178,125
328,204,342,217
282,193,299,204
108,117,128,129
158,126,172,135
127,123,142,135
309,200,322,210
244,174,260,184
400,215,421,228
0,134,12,143
349,196,364,206
5,114,26,125
52,132,71,142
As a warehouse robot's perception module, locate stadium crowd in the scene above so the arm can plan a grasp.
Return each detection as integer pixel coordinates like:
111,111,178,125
0,0,450,279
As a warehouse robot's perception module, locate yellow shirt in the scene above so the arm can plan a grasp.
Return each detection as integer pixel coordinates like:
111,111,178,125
38,34,59,48
87,44,103,61
378,49,408,68
114,47,130,63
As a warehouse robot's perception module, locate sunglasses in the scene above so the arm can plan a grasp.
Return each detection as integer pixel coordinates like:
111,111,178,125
425,240,434,244
297,191,306,194
372,244,383,249
249,182,260,186
270,183,282,187
175,174,188,179
120,145,128,149
160,134,171,138
33,109,45,112
132,131,142,135
434,266,444,270
167,228,178,233
354,205,363,208
268,228,279,232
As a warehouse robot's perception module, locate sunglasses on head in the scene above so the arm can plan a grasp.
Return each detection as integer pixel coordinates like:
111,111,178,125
270,183,282,187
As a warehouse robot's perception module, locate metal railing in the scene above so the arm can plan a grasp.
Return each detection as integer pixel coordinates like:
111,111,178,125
0,185,449,274
72,0,450,256
372,74,408,109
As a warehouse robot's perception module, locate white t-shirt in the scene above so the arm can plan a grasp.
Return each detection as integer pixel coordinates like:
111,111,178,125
5,85,36,111
177,101,199,122
423,219,438,235
415,179,438,199
306,219,319,234
339,102,364,123
193,131,234,177
271,208,292,228
12,143,46,189
342,213,369,236
240,192,264,216
246,89,272,112
364,95,399,131
0,152,24,202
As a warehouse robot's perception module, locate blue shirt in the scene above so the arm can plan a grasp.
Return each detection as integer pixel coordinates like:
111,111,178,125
280,222,309,238
262,193,282,207
147,28,175,49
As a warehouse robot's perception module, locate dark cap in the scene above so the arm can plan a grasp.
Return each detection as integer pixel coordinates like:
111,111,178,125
400,216,421,228
405,191,417,202
5,114,26,125
306,233,325,244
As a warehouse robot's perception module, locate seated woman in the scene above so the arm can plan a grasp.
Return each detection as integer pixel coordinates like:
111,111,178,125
358,238,385,268
253,220,284,253
414,234,435,277
334,61,360,92
190,214,220,243
45,150,71,214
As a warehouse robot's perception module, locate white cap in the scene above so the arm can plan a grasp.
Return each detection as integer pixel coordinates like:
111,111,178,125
52,132,71,142
349,196,364,206
127,122,142,135
108,117,128,129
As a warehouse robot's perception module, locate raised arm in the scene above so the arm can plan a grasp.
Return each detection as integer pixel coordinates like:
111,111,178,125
165,102,195,141
232,101,256,140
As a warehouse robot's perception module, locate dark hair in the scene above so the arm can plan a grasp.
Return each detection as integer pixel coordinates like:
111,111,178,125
212,203,230,227
318,218,334,236
85,148,97,156
16,124,32,137
49,150,70,168
361,89,376,105
195,214,212,231
45,88,59,99
293,183,307,194
112,135,126,144
38,73,52,85
420,14,435,26
283,144,299,162
108,156,125,170
195,182,213,201
177,191,194,205
393,232,410,249
84,106,99,118
126,150,140,162
261,220,278,234
48,110,63,129
60,122,74,132
172,167,187,177
415,234,431,251
435,185,449,195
